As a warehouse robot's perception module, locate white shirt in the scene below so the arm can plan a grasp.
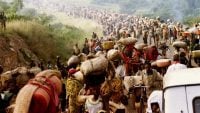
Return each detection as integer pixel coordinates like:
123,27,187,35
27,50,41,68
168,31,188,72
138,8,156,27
115,65,126,77
85,96,103,113
146,90,163,113
166,63,187,74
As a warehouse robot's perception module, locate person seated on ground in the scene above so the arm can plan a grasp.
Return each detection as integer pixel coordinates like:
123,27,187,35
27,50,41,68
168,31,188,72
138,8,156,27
13,70,62,113
166,54,187,74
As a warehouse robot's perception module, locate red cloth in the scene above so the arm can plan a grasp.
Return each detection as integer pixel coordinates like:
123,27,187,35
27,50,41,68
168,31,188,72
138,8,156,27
120,46,141,75
68,68,77,75
145,47,159,61
123,44,134,58
29,79,59,113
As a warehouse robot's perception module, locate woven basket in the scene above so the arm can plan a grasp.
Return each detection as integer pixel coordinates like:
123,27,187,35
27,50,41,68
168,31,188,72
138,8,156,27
102,41,115,50
192,50,200,58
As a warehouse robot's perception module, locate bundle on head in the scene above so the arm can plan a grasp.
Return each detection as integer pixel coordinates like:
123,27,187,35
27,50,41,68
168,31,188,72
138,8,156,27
80,56,108,76
107,49,120,61
80,56,108,87
67,55,80,68
135,43,148,50
117,37,137,45
172,41,187,48
102,41,115,50
192,50,200,58
156,59,171,68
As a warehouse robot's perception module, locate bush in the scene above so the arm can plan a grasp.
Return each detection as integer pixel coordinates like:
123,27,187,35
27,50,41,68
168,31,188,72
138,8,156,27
183,16,200,26
6,20,85,62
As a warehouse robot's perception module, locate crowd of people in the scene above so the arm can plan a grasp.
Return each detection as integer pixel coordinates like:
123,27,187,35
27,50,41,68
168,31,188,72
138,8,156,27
0,5,200,113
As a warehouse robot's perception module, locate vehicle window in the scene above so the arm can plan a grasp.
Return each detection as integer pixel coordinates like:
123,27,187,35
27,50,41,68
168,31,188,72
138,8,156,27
193,97,200,113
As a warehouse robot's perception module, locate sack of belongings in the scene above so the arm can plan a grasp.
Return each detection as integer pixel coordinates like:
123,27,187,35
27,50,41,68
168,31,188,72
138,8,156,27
192,50,200,58
151,61,157,67
156,59,171,67
95,51,105,57
73,71,84,82
67,55,80,66
118,37,137,45
80,56,108,76
123,76,143,91
78,53,87,62
107,49,120,61
102,41,115,50
135,43,148,50
172,41,187,48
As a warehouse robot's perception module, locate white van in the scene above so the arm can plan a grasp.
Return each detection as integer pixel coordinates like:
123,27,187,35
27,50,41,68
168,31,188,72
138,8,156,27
163,68,200,113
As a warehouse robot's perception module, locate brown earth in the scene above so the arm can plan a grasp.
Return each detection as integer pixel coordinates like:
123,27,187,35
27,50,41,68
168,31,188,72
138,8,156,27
0,34,39,71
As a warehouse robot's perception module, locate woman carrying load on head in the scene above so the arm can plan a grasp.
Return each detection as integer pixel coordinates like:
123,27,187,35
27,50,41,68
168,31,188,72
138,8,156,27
66,68,84,113
13,70,62,113
120,43,138,76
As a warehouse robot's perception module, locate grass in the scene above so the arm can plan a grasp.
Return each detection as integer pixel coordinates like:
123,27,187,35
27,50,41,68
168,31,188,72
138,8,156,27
51,12,103,37
24,1,103,38
5,20,86,62
183,16,200,26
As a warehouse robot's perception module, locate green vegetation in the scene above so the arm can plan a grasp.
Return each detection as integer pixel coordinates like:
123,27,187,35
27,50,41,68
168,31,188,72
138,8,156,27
183,16,200,26
4,20,85,61
92,0,200,23
0,0,96,62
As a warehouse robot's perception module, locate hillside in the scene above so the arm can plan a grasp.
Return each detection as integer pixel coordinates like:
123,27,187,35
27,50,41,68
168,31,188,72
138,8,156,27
0,0,103,71
0,20,87,71
91,0,200,22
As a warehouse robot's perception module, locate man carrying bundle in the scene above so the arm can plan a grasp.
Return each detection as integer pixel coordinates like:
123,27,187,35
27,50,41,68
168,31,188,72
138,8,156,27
166,54,187,74
142,62,163,96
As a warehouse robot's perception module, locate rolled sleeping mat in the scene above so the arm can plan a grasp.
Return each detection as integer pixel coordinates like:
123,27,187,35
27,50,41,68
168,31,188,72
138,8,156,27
156,59,171,68
135,43,148,50
117,37,137,45
172,41,187,48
